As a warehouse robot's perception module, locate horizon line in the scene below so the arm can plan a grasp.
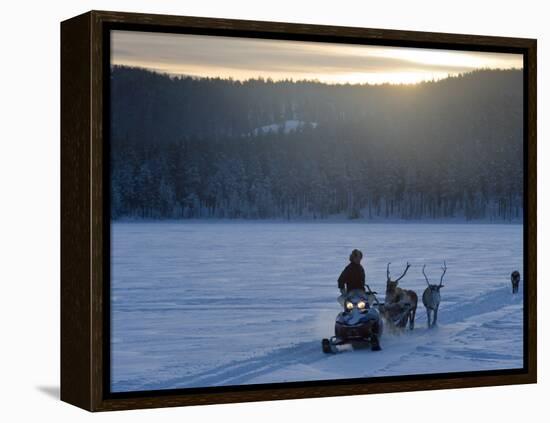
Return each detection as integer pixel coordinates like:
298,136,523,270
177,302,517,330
111,64,523,87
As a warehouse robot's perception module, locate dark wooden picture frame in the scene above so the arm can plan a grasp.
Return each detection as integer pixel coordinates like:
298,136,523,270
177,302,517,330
61,10,537,412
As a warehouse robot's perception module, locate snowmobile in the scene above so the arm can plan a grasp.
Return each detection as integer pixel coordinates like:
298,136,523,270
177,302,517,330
322,288,383,353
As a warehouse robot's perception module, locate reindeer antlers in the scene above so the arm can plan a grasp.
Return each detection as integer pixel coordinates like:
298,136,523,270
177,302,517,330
423,261,448,286
387,262,411,282
396,262,411,282
422,264,430,285
439,261,447,286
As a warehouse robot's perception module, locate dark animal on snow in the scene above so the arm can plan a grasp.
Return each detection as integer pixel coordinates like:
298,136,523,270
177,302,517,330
384,262,418,330
422,262,447,328
511,270,520,294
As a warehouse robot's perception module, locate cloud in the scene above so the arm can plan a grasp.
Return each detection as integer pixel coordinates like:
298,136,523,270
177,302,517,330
111,30,523,85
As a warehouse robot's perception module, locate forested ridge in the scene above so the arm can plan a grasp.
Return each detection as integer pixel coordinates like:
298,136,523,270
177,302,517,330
110,66,523,221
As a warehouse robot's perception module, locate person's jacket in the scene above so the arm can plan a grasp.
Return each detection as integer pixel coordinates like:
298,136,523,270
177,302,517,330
337,262,365,292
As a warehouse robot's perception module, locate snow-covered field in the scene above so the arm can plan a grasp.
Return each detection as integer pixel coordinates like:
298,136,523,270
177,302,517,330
110,222,524,392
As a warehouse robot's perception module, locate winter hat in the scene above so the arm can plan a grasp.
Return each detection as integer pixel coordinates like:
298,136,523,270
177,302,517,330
349,249,363,262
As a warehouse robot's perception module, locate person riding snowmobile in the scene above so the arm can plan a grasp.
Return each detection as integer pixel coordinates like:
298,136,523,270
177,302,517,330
325,248,382,352
337,249,366,307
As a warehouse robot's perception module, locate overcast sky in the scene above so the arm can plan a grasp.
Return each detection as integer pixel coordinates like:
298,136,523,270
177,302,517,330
111,30,523,85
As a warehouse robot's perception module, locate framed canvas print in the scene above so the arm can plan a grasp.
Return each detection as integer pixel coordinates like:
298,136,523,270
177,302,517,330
60,10,537,411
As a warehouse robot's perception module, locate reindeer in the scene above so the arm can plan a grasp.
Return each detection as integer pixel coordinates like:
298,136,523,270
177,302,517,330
511,270,520,294
384,262,418,330
422,262,447,328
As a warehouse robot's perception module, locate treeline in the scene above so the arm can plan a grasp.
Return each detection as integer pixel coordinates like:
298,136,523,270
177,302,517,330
110,66,523,221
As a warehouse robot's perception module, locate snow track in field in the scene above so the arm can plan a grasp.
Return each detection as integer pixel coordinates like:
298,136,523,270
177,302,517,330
118,285,522,391
110,222,524,392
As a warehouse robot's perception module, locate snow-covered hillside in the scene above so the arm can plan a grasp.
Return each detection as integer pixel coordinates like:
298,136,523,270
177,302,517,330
110,222,524,392
251,119,318,136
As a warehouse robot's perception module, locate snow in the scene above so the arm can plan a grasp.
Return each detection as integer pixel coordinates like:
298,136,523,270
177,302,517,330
251,119,318,136
110,222,524,392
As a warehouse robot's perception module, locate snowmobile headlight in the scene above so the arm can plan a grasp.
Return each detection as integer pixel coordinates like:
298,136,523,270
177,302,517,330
357,301,366,310
345,301,354,310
